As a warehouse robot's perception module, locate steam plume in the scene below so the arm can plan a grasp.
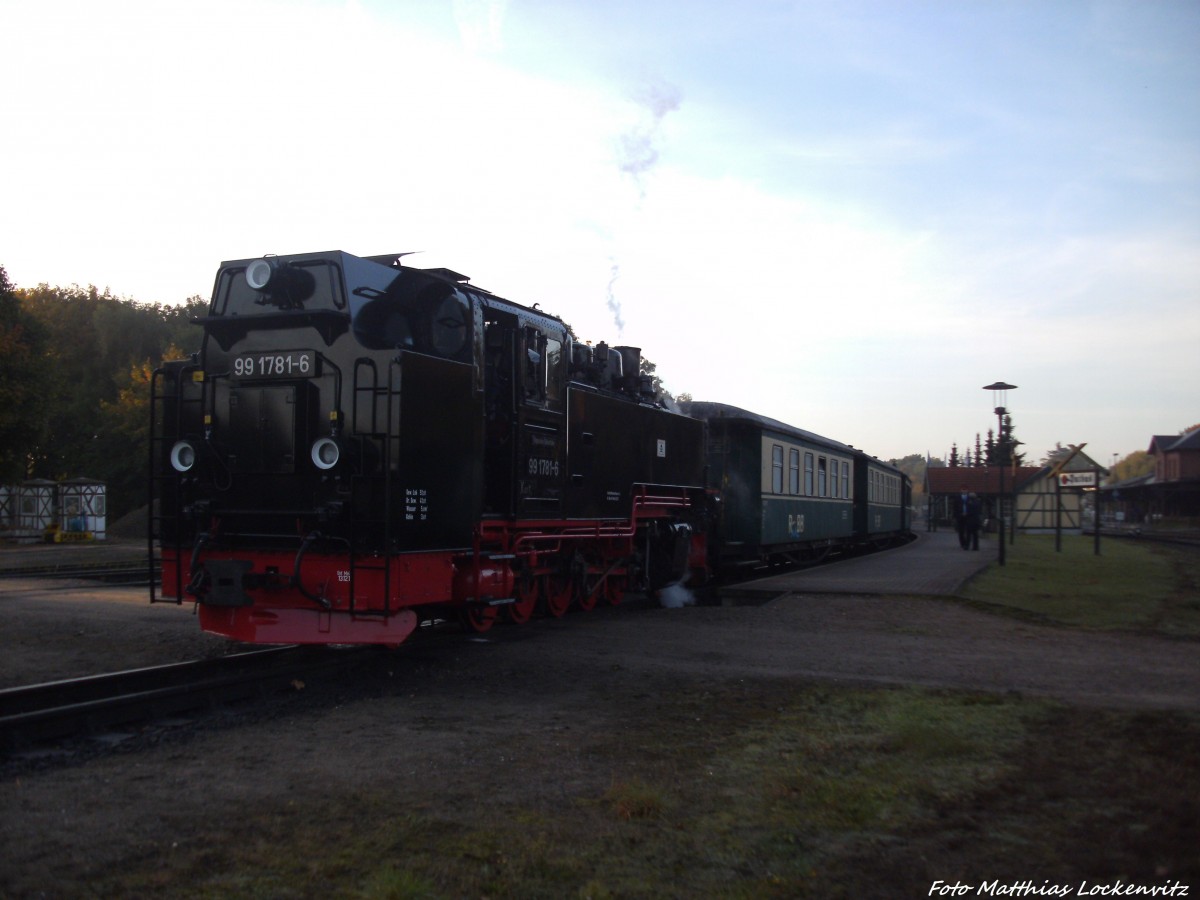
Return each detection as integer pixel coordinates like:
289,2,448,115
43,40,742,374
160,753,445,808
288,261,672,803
617,79,683,198
606,261,624,335
658,580,696,609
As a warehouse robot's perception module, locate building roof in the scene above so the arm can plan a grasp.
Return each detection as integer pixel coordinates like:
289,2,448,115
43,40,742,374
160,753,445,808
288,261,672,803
1149,428,1200,454
1099,473,1156,494
926,466,1045,495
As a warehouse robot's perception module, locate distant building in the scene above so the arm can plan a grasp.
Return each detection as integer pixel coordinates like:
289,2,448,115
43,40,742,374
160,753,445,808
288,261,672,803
926,446,1106,535
1102,428,1200,523
0,477,107,543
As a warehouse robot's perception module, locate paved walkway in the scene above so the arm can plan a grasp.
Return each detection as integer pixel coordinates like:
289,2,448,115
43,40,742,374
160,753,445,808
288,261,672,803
733,530,995,598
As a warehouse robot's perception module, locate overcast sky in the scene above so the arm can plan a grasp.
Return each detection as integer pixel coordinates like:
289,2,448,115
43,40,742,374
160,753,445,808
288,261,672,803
3,0,1197,464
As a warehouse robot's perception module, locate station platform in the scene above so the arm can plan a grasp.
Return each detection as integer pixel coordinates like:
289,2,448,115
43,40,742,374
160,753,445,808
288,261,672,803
729,530,994,599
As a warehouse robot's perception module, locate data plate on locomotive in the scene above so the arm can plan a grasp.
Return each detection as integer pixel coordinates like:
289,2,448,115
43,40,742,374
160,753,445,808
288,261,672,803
232,350,319,379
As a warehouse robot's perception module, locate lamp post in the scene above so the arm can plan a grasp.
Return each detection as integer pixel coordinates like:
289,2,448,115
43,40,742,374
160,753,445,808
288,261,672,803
983,382,1018,566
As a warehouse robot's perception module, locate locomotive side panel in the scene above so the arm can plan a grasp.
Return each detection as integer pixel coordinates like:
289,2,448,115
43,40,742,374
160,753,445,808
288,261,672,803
565,389,705,519
392,351,483,549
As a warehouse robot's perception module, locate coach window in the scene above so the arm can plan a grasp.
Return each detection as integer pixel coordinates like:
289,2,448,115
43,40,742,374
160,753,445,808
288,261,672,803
842,462,850,499
804,452,814,496
818,456,827,497
771,445,784,494
830,458,839,498
789,448,800,494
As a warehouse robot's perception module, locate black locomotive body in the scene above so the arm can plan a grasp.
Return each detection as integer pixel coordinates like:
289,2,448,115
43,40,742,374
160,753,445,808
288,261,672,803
151,251,708,645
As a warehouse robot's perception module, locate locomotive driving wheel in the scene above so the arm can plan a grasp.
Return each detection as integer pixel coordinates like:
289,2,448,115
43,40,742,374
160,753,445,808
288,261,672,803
604,574,626,606
462,602,499,633
508,575,539,625
542,574,573,618
576,572,602,612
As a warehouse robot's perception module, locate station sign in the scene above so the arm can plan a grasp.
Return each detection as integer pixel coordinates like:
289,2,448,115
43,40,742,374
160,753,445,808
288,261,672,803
1059,471,1097,488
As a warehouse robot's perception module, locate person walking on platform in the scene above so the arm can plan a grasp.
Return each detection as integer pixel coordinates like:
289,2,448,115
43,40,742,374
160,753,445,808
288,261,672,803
954,486,982,550
965,492,981,550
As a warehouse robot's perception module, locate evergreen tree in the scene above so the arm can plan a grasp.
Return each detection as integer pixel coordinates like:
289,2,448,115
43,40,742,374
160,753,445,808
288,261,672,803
0,266,47,480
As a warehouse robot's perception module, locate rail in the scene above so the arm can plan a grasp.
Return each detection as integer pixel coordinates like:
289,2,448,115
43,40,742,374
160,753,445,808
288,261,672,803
0,646,351,752
0,560,155,591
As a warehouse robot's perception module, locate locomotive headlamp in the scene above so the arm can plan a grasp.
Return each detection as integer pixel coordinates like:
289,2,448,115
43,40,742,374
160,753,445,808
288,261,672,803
311,436,342,470
245,258,275,291
244,257,316,309
170,440,198,473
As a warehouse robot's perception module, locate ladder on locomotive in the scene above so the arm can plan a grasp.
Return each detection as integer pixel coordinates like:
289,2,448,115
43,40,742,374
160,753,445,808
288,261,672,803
147,362,205,605
346,358,403,614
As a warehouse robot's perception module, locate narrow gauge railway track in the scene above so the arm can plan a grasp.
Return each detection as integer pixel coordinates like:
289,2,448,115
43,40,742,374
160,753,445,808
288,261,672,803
0,646,359,753
0,559,154,590
1087,528,1200,549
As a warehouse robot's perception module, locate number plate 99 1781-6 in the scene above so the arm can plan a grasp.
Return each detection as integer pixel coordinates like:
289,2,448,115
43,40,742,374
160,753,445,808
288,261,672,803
232,351,318,379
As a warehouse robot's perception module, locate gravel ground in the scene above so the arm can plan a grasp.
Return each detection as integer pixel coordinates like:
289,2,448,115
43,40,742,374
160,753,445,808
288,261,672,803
2,557,1199,896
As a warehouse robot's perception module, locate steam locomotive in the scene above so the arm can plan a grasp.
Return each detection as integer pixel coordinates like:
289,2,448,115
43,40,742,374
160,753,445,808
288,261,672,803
150,250,909,646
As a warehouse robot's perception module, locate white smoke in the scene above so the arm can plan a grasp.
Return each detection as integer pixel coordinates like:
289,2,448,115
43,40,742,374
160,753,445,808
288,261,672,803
605,260,625,335
606,79,683,335
617,79,683,199
658,580,696,609
453,0,508,54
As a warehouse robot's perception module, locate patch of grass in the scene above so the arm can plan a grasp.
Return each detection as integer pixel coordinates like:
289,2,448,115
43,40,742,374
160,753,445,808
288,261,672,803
356,866,441,899
961,535,1200,634
603,778,667,821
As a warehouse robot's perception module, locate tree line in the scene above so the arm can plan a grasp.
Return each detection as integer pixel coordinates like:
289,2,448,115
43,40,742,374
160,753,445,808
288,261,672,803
0,266,206,522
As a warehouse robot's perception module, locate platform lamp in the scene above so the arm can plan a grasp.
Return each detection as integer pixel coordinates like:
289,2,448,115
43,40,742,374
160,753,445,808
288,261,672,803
983,381,1018,566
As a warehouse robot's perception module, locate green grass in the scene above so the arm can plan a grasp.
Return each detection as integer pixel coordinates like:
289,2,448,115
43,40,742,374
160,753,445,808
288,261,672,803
960,534,1200,634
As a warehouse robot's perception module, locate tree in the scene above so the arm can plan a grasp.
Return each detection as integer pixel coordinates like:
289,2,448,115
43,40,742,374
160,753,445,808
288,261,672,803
1110,450,1154,482
6,276,207,518
83,351,184,521
984,413,1025,467
887,453,931,508
0,266,47,480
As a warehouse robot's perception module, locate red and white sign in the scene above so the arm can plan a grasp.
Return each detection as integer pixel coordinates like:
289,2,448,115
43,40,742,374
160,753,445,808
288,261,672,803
1059,472,1097,488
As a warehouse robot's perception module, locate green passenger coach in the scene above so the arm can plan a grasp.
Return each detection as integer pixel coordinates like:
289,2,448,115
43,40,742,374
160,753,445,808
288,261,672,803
682,401,910,570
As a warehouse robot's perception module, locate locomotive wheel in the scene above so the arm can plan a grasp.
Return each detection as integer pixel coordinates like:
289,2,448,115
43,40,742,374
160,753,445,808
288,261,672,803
508,578,539,625
543,575,573,618
462,603,498,633
576,573,602,612
604,575,626,606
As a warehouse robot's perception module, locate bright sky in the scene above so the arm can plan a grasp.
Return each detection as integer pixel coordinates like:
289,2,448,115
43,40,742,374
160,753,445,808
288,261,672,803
3,0,1198,465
